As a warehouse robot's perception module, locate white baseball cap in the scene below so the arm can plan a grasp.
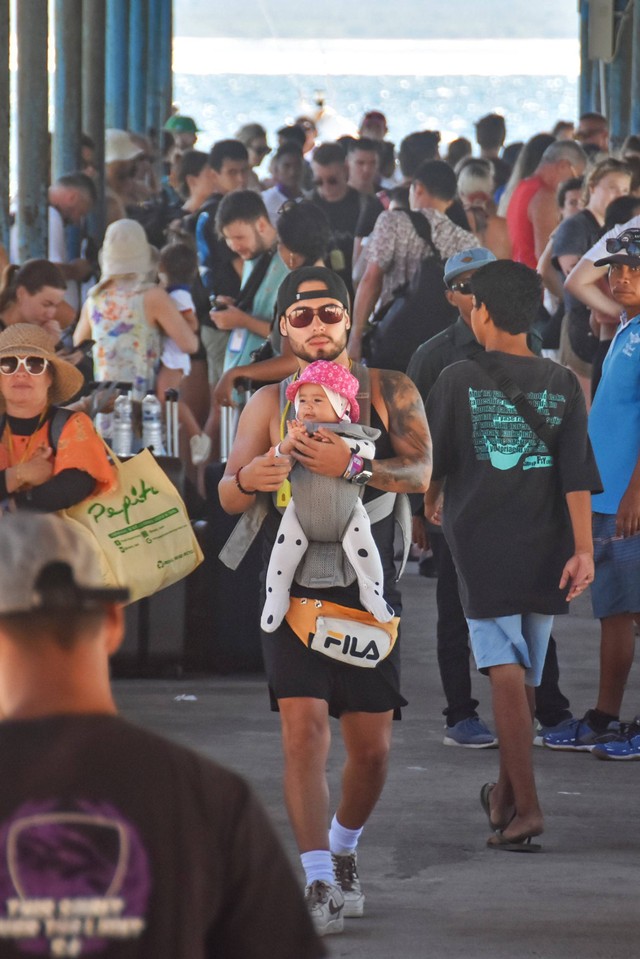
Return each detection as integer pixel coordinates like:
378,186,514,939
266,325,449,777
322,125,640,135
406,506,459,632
0,513,128,615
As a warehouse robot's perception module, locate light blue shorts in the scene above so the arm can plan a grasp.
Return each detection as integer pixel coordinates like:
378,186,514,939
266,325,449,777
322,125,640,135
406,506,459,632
466,613,554,687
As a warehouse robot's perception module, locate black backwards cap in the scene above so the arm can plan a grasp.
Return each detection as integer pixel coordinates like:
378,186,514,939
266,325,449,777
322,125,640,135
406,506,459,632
277,266,350,319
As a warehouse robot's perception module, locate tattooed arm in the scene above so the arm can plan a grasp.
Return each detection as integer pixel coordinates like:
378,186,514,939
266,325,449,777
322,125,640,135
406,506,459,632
369,368,432,493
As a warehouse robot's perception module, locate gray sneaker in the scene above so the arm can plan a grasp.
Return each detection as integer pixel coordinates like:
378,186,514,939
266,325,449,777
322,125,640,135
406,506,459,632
304,880,344,936
443,716,498,748
332,851,365,917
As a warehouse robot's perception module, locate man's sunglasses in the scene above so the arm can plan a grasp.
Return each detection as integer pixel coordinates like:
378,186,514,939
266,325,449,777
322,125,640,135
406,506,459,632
278,197,305,216
605,235,640,256
285,304,346,328
447,281,473,295
0,355,49,376
313,177,340,188
251,144,271,157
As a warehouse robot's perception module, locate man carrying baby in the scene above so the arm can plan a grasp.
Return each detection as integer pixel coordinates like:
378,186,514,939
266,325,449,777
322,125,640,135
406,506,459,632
219,266,431,937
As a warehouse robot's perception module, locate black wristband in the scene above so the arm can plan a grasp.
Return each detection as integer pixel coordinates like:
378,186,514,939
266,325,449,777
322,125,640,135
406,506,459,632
235,467,256,496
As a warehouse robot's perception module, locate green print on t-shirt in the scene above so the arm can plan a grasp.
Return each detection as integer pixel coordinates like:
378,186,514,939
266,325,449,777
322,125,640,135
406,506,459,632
468,388,564,471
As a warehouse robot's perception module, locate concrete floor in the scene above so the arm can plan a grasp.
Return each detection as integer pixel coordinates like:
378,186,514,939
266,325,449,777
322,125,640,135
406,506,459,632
113,565,640,959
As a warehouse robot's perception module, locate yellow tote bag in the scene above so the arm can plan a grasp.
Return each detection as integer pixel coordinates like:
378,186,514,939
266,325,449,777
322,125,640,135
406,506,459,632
61,448,203,603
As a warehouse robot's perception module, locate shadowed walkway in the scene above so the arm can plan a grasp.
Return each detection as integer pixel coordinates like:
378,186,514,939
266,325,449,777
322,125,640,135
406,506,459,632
114,565,639,959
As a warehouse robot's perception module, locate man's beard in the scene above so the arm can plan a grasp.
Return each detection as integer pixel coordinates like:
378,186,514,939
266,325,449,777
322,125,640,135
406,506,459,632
292,331,348,364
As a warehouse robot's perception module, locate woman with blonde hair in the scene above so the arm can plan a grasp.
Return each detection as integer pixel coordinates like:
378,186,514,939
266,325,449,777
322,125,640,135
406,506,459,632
74,219,197,400
552,156,632,400
456,158,511,259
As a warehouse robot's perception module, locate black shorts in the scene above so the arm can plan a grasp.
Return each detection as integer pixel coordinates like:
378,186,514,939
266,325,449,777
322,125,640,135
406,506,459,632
261,619,407,720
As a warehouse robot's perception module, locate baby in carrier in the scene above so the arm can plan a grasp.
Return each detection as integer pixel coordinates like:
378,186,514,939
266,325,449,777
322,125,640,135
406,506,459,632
261,360,394,632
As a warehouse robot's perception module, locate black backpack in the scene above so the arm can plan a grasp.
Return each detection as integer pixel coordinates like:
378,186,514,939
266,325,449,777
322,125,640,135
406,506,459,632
362,211,457,372
126,190,184,250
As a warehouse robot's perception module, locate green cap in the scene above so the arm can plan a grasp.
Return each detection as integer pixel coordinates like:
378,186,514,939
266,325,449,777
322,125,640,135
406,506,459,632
164,115,200,134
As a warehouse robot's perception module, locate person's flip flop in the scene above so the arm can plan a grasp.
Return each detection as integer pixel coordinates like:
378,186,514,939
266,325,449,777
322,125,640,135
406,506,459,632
486,832,542,853
480,782,498,830
480,782,516,832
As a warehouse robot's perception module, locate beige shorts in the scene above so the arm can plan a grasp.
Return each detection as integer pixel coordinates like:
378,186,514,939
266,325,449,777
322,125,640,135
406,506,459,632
200,326,230,385
559,313,592,380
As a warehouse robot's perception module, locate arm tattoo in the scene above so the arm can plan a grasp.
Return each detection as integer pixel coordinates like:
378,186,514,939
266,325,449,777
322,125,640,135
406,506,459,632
375,370,432,492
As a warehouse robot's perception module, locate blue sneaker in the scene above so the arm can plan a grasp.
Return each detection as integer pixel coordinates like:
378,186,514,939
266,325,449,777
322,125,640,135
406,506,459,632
443,716,498,748
592,721,640,761
543,711,620,752
533,717,576,747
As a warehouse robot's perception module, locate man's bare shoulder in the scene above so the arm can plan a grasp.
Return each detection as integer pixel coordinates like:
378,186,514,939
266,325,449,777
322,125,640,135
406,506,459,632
529,184,557,214
372,367,428,431
374,367,423,405
238,383,279,422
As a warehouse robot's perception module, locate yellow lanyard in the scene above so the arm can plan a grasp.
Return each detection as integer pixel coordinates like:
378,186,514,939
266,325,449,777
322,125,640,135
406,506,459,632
275,373,300,509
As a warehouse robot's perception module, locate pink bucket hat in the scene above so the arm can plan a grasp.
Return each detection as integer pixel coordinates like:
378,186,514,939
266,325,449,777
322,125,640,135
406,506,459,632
286,361,360,423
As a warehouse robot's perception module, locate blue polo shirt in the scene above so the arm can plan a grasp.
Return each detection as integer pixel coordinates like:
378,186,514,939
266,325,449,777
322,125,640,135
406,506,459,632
589,313,640,513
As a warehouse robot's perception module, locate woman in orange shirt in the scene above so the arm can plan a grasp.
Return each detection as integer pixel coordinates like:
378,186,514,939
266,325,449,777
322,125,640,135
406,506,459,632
0,324,115,511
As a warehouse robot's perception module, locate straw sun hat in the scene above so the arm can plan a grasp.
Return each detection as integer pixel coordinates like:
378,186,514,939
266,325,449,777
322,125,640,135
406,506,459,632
0,324,84,411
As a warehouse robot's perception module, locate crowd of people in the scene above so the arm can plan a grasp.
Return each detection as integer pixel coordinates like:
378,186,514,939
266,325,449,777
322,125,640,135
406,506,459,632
0,103,639,949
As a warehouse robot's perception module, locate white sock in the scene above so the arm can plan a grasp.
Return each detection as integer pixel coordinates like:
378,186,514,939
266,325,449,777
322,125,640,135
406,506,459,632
329,814,363,854
300,849,335,886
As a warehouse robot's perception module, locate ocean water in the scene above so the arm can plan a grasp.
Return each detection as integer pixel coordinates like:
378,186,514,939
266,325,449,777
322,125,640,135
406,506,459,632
173,37,579,151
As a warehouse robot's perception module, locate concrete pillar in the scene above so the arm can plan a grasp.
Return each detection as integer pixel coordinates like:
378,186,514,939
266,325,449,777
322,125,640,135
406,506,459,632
590,57,601,115
128,0,148,134
632,0,640,132
105,0,128,129
53,0,83,181
145,0,162,143
608,1,632,149
579,0,593,114
146,0,163,151
82,0,106,239
16,0,49,261
0,0,9,252
159,0,173,126
146,0,172,163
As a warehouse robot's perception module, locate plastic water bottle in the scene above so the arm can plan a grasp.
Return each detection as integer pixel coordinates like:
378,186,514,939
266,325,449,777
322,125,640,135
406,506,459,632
94,412,111,445
142,393,165,454
112,392,134,457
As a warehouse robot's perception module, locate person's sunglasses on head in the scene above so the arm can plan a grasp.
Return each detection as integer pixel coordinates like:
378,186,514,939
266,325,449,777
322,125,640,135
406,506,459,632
605,230,640,256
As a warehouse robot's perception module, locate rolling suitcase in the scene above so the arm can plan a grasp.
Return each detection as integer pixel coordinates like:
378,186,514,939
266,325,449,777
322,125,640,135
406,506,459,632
111,391,192,677
185,459,264,674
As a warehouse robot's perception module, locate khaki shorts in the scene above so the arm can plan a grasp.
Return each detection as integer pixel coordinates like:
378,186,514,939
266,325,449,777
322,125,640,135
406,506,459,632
559,313,592,380
201,325,230,385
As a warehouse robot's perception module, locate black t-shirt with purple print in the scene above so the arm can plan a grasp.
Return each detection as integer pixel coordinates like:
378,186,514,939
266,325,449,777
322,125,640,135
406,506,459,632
0,714,323,959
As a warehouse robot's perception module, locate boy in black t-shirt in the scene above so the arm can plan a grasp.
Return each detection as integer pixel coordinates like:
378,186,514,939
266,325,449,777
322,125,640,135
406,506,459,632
425,260,600,852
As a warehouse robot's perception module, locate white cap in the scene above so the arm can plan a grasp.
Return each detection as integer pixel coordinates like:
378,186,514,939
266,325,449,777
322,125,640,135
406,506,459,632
0,513,128,615
105,128,144,164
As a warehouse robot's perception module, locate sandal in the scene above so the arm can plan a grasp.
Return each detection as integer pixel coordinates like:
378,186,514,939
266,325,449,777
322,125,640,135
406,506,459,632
487,832,542,853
